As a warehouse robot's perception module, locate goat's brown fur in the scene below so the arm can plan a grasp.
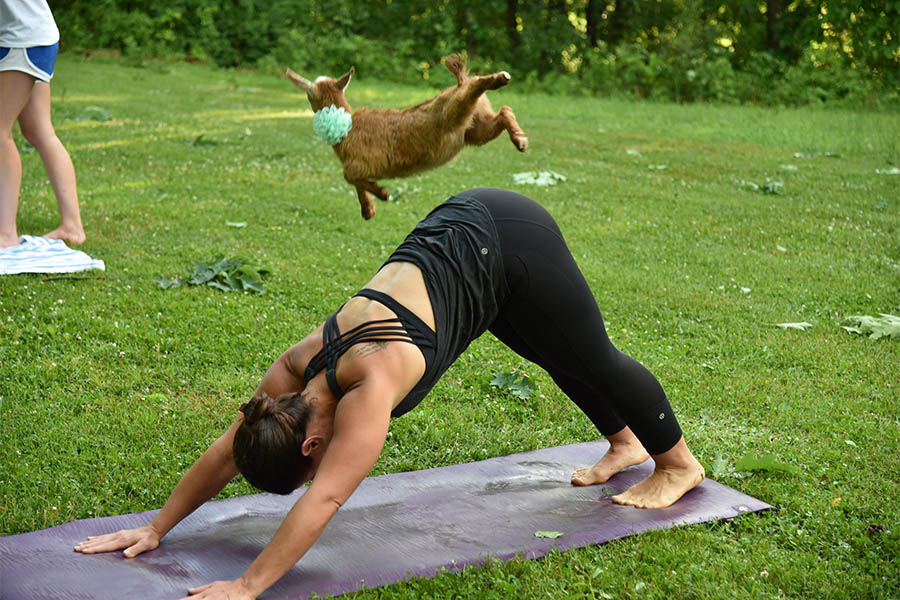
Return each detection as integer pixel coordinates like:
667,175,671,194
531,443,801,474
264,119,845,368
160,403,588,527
286,54,527,219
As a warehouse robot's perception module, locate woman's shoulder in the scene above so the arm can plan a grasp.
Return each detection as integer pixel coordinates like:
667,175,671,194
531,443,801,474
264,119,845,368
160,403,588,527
284,325,326,373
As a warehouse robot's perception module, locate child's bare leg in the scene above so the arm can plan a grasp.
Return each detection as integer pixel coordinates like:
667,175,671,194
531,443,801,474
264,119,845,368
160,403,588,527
611,436,705,509
18,82,85,245
0,71,35,247
571,426,649,486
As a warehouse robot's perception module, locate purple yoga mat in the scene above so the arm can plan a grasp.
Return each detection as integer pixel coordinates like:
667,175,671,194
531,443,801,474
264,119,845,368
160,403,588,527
1,441,770,599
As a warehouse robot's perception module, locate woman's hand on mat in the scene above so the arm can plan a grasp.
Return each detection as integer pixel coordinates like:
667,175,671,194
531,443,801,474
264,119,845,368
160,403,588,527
184,578,255,599
73,524,161,558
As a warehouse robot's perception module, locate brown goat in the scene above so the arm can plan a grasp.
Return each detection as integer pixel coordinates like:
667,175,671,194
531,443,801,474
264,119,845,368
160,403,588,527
286,54,527,219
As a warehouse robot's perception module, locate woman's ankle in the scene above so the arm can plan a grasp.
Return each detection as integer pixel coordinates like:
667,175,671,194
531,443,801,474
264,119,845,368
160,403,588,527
650,437,700,470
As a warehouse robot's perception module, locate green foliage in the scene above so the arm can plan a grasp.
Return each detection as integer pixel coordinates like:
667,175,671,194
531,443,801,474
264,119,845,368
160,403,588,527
710,453,799,477
710,456,731,478
841,314,900,339
156,256,270,294
534,531,565,539
489,371,536,400
734,454,799,475
50,0,898,107
71,106,111,122
776,322,814,331
53,0,300,67
739,178,784,195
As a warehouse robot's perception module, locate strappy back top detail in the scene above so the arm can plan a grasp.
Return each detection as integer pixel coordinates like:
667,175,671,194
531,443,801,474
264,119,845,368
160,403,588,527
307,196,509,418
304,288,437,402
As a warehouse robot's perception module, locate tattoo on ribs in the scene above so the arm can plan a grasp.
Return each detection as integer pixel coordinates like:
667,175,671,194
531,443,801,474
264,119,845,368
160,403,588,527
356,341,388,358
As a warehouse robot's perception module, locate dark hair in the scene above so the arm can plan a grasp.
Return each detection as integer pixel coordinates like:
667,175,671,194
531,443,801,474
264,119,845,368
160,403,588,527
233,392,311,495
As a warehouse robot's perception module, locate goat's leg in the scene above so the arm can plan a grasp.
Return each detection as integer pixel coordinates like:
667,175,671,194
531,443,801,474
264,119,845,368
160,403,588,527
349,179,390,220
445,54,468,85
465,104,528,152
444,71,512,125
480,71,513,91
498,105,528,151
353,185,376,220
356,179,390,202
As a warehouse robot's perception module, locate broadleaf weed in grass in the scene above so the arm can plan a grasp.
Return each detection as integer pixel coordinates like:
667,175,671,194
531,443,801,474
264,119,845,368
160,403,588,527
489,371,536,400
711,455,731,478
840,314,900,339
738,178,784,194
735,453,799,475
157,256,270,294
72,105,111,122
534,530,564,539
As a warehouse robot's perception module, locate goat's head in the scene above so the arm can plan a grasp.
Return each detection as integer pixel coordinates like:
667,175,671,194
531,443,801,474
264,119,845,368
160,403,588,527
285,67,354,112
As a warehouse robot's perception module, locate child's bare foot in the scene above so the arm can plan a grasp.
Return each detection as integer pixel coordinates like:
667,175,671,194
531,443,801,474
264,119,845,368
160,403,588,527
571,442,649,486
612,459,705,509
44,225,86,245
0,234,20,248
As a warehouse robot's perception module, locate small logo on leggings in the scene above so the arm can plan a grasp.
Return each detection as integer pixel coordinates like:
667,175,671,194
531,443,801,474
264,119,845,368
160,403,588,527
658,412,665,420
481,247,489,255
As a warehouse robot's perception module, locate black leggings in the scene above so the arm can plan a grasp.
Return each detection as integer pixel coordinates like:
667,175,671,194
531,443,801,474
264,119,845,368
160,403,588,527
463,188,682,455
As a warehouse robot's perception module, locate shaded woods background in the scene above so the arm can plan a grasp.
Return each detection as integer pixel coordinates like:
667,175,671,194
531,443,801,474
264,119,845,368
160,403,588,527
54,0,897,107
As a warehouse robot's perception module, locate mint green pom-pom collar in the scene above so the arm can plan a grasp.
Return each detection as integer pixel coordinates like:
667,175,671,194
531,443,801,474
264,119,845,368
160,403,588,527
313,105,352,145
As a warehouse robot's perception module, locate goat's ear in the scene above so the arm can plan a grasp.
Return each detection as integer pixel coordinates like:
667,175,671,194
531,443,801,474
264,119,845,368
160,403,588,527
284,68,314,93
337,66,354,91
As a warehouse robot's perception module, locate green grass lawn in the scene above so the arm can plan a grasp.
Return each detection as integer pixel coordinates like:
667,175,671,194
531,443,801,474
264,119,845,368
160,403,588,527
1,54,898,599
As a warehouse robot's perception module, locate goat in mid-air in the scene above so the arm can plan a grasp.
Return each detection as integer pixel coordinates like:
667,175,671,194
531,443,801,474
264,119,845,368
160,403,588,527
286,54,528,219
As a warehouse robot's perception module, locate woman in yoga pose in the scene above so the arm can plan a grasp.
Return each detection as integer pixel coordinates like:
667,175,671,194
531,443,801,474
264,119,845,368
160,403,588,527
75,188,704,599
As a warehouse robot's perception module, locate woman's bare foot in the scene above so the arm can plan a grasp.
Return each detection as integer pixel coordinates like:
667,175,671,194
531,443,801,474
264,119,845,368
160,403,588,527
44,225,86,245
572,445,649,486
611,462,704,508
612,437,705,508
571,427,650,486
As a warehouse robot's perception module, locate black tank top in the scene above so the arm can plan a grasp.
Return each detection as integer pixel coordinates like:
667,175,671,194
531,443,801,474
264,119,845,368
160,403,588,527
305,195,510,417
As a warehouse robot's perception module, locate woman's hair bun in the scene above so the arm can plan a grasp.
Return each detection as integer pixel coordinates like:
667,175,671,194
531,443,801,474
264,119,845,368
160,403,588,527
234,391,311,494
240,394,276,426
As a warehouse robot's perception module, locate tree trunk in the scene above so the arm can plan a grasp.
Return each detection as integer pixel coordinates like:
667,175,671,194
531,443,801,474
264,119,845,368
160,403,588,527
455,3,477,58
609,0,627,45
538,2,567,73
767,0,782,51
507,0,520,50
586,0,598,47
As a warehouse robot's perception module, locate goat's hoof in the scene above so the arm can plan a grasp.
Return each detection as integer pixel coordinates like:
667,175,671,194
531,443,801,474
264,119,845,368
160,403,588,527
515,136,528,152
361,205,376,219
489,72,511,90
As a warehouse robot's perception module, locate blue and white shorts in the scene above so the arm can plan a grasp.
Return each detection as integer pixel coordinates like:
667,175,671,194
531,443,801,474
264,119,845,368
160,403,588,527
0,43,59,83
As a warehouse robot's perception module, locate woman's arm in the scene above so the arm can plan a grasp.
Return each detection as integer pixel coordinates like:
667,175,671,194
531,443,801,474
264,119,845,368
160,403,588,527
253,341,309,397
75,419,242,557
76,347,309,559
185,374,394,599
149,419,242,536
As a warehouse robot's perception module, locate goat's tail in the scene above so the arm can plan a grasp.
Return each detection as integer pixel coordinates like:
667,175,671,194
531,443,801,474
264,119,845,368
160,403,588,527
444,54,468,85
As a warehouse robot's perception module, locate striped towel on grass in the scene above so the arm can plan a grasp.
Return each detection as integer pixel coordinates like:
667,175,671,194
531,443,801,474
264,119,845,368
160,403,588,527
0,235,105,275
